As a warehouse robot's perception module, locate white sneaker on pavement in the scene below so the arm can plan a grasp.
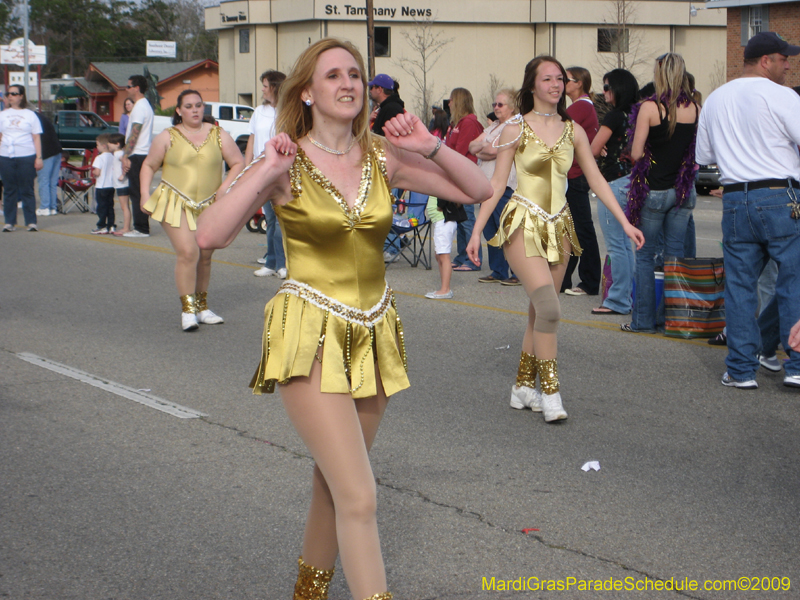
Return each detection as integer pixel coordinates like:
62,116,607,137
277,268,287,279
540,392,568,422
123,230,150,238
256,257,267,264
197,309,224,324
721,372,758,389
783,374,800,388
759,354,782,372
509,385,542,412
50,209,59,216
254,266,277,277
181,312,199,331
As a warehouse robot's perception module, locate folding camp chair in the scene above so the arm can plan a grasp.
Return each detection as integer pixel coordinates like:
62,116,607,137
385,191,432,270
58,159,94,214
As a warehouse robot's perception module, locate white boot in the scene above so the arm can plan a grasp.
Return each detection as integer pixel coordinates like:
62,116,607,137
540,392,567,422
181,312,199,331
509,385,542,412
197,309,224,324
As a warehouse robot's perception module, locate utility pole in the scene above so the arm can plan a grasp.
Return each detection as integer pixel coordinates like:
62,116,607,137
22,0,29,100
366,0,375,79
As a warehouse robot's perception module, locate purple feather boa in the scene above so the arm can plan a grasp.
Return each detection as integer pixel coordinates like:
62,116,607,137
624,92,698,226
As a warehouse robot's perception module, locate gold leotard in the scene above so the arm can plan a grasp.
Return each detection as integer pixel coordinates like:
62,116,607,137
143,126,223,230
489,119,582,263
249,138,410,399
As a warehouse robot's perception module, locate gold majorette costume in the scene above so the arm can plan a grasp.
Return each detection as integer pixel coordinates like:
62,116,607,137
143,126,223,230
489,117,582,263
249,138,409,399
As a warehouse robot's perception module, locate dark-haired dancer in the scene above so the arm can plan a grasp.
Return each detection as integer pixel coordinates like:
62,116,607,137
141,90,244,331
467,56,644,423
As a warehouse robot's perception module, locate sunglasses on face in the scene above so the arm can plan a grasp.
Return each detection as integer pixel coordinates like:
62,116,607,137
7,92,21,96
603,84,611,92
492,102,505,108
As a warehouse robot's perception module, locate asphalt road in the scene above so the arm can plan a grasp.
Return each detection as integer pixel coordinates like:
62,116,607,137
2,196,798,600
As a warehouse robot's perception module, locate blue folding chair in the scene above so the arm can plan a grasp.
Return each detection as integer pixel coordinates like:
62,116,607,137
385,191,432,270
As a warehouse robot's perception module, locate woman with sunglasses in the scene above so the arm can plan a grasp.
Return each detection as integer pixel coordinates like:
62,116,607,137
1,85,43,232
590,69,641,315
467,56,644,423
621,52,699,333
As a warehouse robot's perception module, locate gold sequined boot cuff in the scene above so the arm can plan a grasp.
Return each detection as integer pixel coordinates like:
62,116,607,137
515,351,537,388
180,294,197,314
537,357,559,394
293,557,335,600
195,291,208,312
362,594,392,600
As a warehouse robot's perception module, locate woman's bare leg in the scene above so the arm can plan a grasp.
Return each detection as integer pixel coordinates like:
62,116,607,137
196,247,214,293
160,218,200,296
280,360,389,599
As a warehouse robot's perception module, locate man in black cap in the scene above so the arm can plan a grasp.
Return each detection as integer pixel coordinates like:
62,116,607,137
368,74,404,135
697,31,800,390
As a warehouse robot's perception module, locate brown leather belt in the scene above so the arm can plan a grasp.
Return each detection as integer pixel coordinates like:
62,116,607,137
723,179,800,193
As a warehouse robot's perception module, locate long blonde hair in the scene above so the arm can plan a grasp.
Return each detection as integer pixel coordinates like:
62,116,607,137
448,87,475,127
276,38,372,154
653,52,694,137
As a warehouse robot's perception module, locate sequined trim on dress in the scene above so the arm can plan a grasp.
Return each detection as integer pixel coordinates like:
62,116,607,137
518,119,573,154
159,178,216,213
277,279,394,328
169,125,221,152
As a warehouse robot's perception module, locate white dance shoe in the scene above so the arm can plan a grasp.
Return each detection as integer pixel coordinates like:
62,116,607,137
509,385,542,412
540,392,568,422
181,312,199,331
197,309,224,324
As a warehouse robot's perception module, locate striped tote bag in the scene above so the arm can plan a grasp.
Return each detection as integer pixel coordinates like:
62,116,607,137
664,257,726,338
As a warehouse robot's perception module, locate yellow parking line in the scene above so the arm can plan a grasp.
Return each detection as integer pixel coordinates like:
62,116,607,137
44,229,723,348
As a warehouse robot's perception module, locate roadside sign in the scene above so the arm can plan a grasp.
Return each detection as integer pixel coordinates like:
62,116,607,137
0,38,46,65
146,41,177,58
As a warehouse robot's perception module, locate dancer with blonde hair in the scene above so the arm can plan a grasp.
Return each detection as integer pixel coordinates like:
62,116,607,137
196,38,491,599
467,56,644,423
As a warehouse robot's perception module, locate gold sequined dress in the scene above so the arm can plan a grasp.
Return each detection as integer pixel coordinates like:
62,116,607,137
489,119,582,263
143,126,223,230
249,138,409,399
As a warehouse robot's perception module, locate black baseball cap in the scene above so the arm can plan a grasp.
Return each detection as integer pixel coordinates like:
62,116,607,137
744,32,800,59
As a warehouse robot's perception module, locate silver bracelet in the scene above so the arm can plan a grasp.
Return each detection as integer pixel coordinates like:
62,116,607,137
424,137,442,160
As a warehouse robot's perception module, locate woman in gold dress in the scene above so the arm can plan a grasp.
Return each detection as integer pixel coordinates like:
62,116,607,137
141,89,244,331
467,56,644,423
196,39,491,600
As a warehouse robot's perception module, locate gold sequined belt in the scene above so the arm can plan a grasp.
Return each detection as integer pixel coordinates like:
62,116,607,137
277,279,394,328
510,193,568,222
161,179,216,212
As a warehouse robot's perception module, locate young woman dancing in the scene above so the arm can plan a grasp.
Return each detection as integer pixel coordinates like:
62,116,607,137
196,38,490,600
140,89,244,330
467,56,644,423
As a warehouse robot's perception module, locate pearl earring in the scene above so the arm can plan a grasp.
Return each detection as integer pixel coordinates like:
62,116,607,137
304,99,312,106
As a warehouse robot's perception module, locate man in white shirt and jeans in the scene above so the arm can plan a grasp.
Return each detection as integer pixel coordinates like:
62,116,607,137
122,74,154,238
696,31,800,389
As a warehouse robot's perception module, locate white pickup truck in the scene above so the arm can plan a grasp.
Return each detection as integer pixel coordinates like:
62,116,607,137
152,102,254,153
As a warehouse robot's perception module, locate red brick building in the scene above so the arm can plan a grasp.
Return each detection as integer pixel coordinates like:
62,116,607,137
710,0,800,87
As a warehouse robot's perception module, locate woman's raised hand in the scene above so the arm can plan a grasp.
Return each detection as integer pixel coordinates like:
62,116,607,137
382,112,439,156
264,133,298,169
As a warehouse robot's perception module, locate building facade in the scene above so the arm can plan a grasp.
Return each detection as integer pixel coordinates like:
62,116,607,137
206,0,727,116
708,0,800,87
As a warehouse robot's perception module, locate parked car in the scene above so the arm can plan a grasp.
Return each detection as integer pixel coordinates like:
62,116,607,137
49,110,118,150
152,101,253,154
696,164,721,196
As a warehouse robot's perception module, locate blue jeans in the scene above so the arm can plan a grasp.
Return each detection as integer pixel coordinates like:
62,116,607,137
482,186,513,279
0,155,37,226
262,202,285,270
631,187,695,332
597,175,635,313
722,185,800,380
453,203,481,269
38,154,61,211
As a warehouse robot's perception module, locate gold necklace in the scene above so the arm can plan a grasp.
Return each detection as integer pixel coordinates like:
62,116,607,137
531,109,558,117
308,134,355,156
181,122,204,134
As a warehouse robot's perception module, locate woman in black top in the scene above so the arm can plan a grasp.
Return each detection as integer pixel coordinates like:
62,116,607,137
623,52,698,333
591,69,639,315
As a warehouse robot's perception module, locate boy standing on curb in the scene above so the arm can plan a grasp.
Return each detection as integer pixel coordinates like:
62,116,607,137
91,134,115,234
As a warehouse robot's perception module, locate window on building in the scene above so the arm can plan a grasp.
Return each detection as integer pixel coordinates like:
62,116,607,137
375,26,391,57
597,28,629,53
239,28,250,54
748,7,762,38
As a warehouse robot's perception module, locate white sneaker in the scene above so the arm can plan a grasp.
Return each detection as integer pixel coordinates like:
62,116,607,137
254,266,277,277
384,251,397,262
783,374,800,388
50,209,59,216
759,354,782,372
123,230,150,238
721,372,758,389
509,385,542,412
27,223,38,232
424,290,454,299
181,312,199,331
277,268,287,279
540,392,568,422
256,257,266,264
197,309,224,324
35,208,47,216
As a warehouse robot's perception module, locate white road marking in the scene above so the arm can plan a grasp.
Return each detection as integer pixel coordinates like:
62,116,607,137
17,352,207,419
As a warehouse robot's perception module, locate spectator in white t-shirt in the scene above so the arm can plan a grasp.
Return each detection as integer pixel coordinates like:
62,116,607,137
121,74,155,238
245,70,289,279
91,133,116,234
1,85,43,232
